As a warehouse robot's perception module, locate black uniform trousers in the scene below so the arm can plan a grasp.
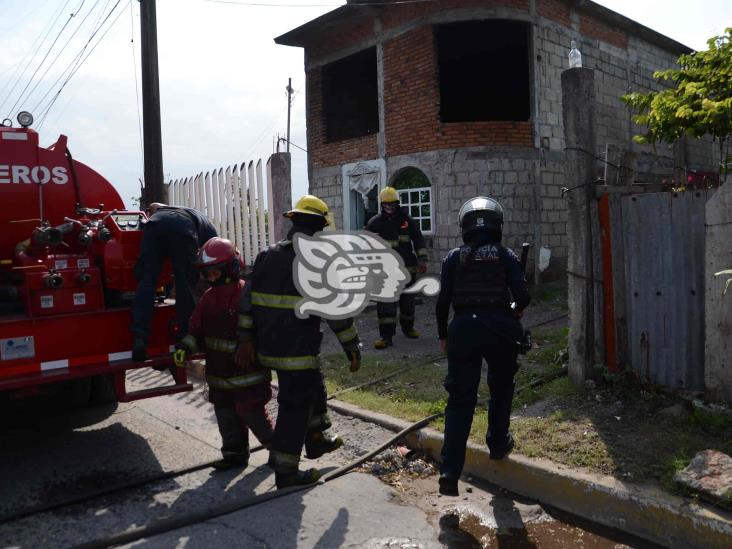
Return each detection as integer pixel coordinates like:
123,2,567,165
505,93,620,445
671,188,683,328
270,369,330,472
131,215,199,342
376,274,416,338
440,312,521,480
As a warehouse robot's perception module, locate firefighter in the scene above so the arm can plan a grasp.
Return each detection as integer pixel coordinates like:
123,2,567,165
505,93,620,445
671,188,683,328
366,186,428,349
236,195,362,489
131,203,217,362
173,237,273,470
435,197,530,496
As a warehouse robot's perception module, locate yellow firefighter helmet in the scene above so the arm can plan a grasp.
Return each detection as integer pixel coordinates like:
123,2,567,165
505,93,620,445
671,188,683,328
379,186,399,203
284,194,330,226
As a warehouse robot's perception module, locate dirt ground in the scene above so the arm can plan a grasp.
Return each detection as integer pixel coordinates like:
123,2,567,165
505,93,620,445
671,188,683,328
319,287,732,499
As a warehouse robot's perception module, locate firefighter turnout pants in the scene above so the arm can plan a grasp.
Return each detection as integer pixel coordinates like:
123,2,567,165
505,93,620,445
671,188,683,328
376,275,416,338
268,369,331,473
440,312,521,480
214,403,274,463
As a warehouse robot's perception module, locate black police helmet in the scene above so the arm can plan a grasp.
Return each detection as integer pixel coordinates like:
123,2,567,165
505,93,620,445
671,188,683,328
458,196,504,241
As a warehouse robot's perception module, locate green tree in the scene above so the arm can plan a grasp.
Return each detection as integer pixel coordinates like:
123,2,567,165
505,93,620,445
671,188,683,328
622,28,732,176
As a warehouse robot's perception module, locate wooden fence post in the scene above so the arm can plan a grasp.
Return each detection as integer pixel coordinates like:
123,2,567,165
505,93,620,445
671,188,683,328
562,67,600,385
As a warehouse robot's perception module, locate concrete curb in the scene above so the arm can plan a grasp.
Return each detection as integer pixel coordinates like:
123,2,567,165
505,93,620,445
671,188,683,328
326,398,732,549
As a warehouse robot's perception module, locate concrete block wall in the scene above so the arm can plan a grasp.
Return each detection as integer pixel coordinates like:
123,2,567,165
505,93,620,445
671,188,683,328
299,0,715,277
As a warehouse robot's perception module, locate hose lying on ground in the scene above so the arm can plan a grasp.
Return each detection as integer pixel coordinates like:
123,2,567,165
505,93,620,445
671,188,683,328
70,366,567,549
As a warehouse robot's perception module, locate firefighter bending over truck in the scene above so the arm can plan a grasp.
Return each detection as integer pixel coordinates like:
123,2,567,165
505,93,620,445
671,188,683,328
174,237,274,470
366,186,429,349
236,195,362,489
131,203,217,362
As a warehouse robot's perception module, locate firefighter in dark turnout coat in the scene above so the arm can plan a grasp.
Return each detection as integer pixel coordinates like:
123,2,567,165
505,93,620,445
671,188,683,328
174,237,274,470
236,195,362,489
366,186,428,349
435,197,530,497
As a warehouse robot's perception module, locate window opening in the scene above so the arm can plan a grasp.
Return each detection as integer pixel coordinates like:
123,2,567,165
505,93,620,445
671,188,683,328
435,20,531,122
322,47,379,142
392,168,433,234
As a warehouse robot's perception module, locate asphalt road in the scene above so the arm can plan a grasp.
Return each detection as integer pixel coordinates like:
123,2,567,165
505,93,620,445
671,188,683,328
0,370,651,548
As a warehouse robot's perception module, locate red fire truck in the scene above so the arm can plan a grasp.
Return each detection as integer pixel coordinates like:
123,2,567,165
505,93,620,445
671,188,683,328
0,114,191,405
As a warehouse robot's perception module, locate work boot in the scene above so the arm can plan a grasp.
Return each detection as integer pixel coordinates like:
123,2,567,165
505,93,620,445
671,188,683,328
374,337,393,350
132,338,147,362
489,434,515,460
275,468,321,489
438,474,459,496
402,328,420,339
211,455,248,471
305,431,343,459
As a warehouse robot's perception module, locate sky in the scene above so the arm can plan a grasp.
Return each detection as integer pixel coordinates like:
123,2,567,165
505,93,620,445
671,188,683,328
1,0,730,209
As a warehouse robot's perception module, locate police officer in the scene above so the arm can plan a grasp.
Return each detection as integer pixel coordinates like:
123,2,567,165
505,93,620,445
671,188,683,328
131,203,217,361
236,195,362,489
435,197,530,496
366,186,428,349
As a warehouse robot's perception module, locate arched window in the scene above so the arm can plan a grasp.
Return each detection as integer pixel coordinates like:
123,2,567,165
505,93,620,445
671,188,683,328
392,167,433,234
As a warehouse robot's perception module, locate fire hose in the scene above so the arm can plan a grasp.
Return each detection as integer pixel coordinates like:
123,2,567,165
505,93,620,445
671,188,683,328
69,365,566,549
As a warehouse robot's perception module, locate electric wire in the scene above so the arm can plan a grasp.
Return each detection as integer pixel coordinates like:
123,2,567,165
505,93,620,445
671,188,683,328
38,0,126,124
19,0,104,116
30,0,113,115
37,0,129,130
204,0,437,6
0,0,70,116
6,0,84,119
130,0,144,180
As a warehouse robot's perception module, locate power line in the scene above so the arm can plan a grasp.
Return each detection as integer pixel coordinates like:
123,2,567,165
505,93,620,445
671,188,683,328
0,0,70,115
31,0,112,114
130,0,144,179
37,0,129,129
7,0,86,119
204,0,437,6
20,0,105,112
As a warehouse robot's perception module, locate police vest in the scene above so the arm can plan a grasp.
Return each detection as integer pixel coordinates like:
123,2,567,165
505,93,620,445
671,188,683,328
452,244,511,312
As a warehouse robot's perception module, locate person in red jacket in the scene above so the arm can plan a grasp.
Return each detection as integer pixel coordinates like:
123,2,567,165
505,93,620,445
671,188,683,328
174,237,274,470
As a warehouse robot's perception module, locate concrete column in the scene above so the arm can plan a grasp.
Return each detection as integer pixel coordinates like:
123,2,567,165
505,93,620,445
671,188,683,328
562,67,599,385
705,177,732,404
268,152,292,243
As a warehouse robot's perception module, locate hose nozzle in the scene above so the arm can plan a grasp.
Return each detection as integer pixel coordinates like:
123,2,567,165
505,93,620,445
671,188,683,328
43,273,63,288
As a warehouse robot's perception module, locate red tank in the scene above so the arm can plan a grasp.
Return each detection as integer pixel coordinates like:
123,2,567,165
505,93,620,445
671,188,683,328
0,126,190,403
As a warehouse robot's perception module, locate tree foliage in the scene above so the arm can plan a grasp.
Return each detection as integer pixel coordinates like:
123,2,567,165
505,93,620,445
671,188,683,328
622,28,732,159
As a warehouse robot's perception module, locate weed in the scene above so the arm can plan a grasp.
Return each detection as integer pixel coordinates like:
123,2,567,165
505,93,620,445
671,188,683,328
531,283,568,309
690,407,732,436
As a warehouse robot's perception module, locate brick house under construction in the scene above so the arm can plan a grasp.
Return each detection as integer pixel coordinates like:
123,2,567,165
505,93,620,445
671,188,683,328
275,0,717,277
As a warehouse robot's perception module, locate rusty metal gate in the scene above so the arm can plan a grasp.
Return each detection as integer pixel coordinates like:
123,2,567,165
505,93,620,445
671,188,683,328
609,190,709,390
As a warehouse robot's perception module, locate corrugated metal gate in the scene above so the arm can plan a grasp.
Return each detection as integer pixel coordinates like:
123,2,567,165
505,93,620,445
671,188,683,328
616,190,709,389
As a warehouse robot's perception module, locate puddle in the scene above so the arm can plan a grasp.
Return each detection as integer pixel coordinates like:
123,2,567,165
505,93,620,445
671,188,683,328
438,506,640,548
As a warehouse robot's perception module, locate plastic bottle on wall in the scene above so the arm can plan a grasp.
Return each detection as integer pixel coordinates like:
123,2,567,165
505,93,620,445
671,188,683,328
569,40,582,68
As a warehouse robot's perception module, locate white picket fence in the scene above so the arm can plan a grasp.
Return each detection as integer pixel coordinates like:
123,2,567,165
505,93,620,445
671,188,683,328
167,159,276,266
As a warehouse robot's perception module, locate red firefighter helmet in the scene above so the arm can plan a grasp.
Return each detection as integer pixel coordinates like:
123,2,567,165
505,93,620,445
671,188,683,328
197,237,242,279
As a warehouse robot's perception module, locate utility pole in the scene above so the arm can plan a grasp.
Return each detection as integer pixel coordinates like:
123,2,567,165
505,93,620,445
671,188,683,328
285,78,293,153
140,0,164,207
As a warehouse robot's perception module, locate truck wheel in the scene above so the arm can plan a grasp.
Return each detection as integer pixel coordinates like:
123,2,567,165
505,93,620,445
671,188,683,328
66,377,93,407
91,374,118,404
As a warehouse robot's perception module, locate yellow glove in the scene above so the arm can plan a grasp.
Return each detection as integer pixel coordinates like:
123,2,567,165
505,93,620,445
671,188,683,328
173,348,187,368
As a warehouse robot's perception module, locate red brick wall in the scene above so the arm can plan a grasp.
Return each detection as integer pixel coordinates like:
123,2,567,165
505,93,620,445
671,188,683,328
580,12,628,49
538,0,571,27
306,67,378,169
383,26,534,158
380,0,529,30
